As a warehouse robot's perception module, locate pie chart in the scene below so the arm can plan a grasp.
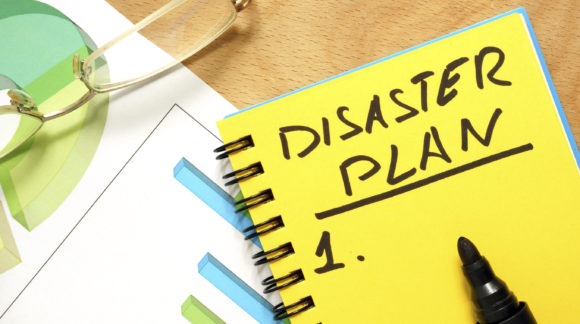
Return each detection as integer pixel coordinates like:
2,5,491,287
0,0,109,272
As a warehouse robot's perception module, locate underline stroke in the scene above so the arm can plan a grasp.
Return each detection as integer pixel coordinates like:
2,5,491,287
315,143,534,219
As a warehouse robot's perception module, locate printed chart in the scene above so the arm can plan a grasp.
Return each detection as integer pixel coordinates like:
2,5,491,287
0,0,109,233
0,105,282,323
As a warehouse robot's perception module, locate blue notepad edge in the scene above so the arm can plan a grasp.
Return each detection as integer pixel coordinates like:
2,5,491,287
224,7,580,168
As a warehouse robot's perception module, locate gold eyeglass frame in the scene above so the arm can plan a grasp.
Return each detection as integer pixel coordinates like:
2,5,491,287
0,0,250,159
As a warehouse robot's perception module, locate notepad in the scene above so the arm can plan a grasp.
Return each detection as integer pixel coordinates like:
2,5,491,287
216,8,580,323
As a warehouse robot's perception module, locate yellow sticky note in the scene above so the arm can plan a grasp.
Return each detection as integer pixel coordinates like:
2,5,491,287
218,9,580,323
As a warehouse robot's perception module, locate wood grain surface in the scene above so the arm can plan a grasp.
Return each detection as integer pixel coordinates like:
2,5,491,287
108,0,579,147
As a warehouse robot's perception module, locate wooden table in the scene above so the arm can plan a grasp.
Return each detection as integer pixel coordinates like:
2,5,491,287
109,0,579,147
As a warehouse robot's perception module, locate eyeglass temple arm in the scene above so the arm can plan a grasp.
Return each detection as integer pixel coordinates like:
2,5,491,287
41,90,96,121
43,0,250,121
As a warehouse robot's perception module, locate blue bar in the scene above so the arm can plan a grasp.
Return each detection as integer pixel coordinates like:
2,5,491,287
174,158,261,248
198,253,285,324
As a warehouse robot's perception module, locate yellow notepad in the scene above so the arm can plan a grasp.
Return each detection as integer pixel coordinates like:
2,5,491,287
217,9,580,323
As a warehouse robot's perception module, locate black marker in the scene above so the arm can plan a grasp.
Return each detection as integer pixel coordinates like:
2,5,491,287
457,237,536,324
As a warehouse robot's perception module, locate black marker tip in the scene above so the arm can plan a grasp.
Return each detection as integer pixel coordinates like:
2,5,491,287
457,236,537,324
457,236,481,266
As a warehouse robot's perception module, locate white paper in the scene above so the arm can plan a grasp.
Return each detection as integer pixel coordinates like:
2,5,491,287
0,1,278,323
2,106,279,323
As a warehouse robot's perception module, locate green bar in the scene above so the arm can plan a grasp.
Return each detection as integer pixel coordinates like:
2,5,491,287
181,295,226,324
0,205,21,273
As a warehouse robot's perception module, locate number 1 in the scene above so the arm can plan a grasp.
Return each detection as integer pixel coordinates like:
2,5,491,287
314,231,345,274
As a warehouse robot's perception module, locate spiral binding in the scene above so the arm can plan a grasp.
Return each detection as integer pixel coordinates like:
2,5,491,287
215,135,315,320
222,162,264,186
233,189,273,213
214,135,254,160
252,242,294,265
262,269,305,293
274,296,315,321
242,215,284,240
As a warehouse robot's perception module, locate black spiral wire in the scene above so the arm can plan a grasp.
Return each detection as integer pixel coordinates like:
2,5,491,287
274,296,315,320
215,135,315,320
214,135,254,160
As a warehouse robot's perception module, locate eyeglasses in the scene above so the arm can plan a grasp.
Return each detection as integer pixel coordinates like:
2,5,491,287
0,0,250,159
